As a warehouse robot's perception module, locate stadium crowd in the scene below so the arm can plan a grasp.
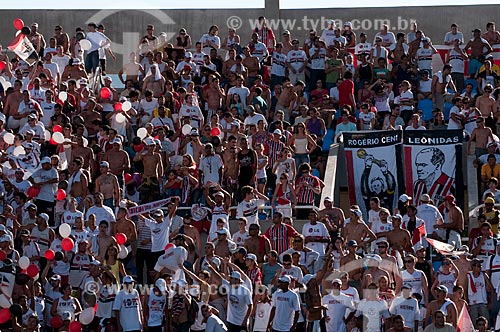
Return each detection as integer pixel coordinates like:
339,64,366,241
0,13,500,332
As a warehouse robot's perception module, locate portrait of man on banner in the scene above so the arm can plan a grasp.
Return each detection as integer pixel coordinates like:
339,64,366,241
413,147,455,211
359,148,396,213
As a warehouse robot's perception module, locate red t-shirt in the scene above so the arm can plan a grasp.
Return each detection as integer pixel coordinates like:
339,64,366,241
338,79,355,108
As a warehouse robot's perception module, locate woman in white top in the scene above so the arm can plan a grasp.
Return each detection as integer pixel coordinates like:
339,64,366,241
255,143,268,194
50,283,82,320
290,123,317,171
271,173,297,218
431,258,458,298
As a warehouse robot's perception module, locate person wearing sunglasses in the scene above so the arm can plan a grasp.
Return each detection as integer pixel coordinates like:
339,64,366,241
401,254,429,305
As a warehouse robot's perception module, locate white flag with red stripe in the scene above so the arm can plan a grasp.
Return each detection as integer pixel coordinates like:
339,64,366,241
457,305,474,332
8,33,38,65
425,238,454,254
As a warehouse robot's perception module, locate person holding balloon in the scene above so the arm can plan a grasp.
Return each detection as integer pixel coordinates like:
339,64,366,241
50,284,82,325
84,22,112,75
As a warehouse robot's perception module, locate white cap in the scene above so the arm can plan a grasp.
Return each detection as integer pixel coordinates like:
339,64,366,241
185,51,192,58
123,275,135,284
332,278,342,285
38,213,49,222
230,271,242,281
0,113,6,122
246,253,257,261
323,196,333,202
216,228,228,235
155,278,167,292
365,254,382,263
41,157,51,164
100,161,109,168
144,138,155,145
279,275,291,283
399,194,412,202
175,279,188,287
273,129,282,136
302,274,315,285
153,209,164,217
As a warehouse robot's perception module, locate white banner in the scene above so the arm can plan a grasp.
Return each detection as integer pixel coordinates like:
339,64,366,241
127,198,172,217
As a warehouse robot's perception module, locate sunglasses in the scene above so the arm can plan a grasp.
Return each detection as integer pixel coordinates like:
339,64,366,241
404,260,413,263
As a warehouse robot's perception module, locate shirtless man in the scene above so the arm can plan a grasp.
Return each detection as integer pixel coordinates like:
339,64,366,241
169,214,201,256
67,158,88,205
204,76,225,118
80,99,101,139
343,208,377,252
242,46,260,86
431,64,457,113
94,221,118,261
181,129,204,163
318,196,345,231
454,248,472,290
102,138,130,184
361,254,391,290
244,223,271,263
133,138,163,204
386,215,412,256
482,22,500,45
95,161,120,209
426,286,458,327
276,81,297,122
114,207,137,262
340,240,364,290
476,84,495,119
464,29,493,78
142,64,165,98
377,240,402,292
434,195,464,245
468,116,494,158
4,80,24,129
71,135,95,176
222,49,237,79
118,52,145,86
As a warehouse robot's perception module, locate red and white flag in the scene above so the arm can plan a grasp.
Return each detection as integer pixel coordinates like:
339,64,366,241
8,34,38,65
425,238,454,254
457,305,474,332
412,223,426,245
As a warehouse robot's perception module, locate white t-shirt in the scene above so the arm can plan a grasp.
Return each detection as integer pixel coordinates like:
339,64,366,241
271,52,287,77
416,204,443,235
279,266,304,283
301,222,329,255
236,199,265,225
199,154,224,186
179,104,204,128
144,218,170,252
395,90,414,111
85,206,116,233
154,247,188,272
287,50,308,72
227,86,250,109
251,42,269,63
389,296,419,332
40,101,56,127
232,231,249,247
356,299,390,332
139,98,159,116
447,106,462,130
52,54,71,75
146,288,166,327
226,284,253,326
205,314,227,332
309,47,327,70
112,290,143,331
31,167,59,202
359,112,376,130
322,292,355,332
271,289,301,331
62,210,84,227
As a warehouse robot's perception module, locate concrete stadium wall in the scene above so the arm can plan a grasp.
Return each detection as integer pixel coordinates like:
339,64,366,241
0,5,497,73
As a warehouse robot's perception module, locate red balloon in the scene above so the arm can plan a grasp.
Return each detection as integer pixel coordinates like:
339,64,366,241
53,125,63,133
61,238,74,251
50,316,63,329
49,138,58,145
56,189,67,201
45,249,55,260
210,127,221,137
26,264,39,278
69,321,82,332
0,308,9,324
164,243,174,252
13,18,24,31
0,250,6,262
27,186,40,198
100,87,111,99
0,62,6,71
114,103,122,111
124,173,133,184
115,233,127,246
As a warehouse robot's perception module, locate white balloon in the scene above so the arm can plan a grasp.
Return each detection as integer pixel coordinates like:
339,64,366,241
80,39,92,51
182,124,192,136
115,113,126,124
122,101,132,112
13,146,24,156
15,31,21,37
18,256,30,269
3,132,14,145
137,127,148,139
59,91,68,102
79,307,95,325
82,137,88,147
43,130,51,141
118,244,128,259
59,223,72,238
52,132,64,144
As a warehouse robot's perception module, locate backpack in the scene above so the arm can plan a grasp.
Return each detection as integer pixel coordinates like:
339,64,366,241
186,297,199,326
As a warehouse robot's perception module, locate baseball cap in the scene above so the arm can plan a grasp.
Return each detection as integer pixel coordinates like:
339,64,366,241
365,254,382,263
14,168,24,173
344,21,352,27
155,278,167,292
38,213,49,222
485,197,495,204
50,274,61,281
399,194,412,202
214,191,224,198
283,30,290,35
444,194,456,205
0,234,12,243
26,203,37,210
190,128,199,136
422,37,430,42
153,209,164,217
100,161,109,168
488,142,498,148
327,19,335,25
331,278,342,285
216,228,228,235
436,285,448,293
72,58,81,65
279,275,291,283
79,78,88,86
41,157,51,164
273,129,282,136
173,234,185,241
0,114,6,122
230,271,242,281
472,258,484,265
111,138,122,145
472,28,482,33
246,253,257,261
392,214,403,220
323,196,333,202
347,240,358,247
123,275,135,284
302,274,315,285
174,279,188,287
185,51,192,58
90,260,101,266
20,229,30,237
351,209,362,217
420,194,431,203
414,242,425,251
402,283,412,289
144,138,155,146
